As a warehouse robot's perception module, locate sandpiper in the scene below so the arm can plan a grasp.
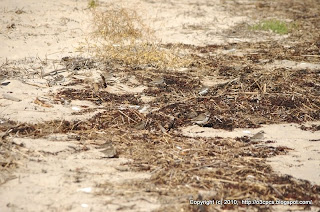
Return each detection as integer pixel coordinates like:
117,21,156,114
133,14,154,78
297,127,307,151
250,130,265,141
191,112,211,125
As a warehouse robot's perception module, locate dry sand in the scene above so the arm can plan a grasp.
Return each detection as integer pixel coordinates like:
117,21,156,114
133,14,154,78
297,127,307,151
182,122,320,185
0,0,319,211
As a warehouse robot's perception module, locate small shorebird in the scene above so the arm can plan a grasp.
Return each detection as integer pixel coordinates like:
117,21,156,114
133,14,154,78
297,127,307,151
134,120,146,130
150,76,165,86
0,75,7,84
250,130,265,141
198,86,209,96
191,112,211,125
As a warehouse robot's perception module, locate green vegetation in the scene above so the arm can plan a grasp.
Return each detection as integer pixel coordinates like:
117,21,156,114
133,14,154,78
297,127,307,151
88,0,98,9
251,19,295,35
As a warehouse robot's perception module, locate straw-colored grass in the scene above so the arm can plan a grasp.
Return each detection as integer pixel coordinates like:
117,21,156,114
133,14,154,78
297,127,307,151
88,7,191,69
92,8,148,43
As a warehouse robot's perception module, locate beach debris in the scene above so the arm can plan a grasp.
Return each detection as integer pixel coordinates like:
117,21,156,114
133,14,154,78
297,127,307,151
34,97,53,108
2,94,21,102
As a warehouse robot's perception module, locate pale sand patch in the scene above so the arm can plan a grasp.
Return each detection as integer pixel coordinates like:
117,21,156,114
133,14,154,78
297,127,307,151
181,122,320,185
0,0,91,63
266,60,320,70
1,137,159,212
0,80,102,123
98,0,248,45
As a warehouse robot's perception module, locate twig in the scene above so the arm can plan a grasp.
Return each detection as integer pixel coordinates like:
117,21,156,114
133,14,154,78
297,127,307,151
118,110,137,123
268,183,284,198
301,55,320,58
42,68,68,77
210,178,238,184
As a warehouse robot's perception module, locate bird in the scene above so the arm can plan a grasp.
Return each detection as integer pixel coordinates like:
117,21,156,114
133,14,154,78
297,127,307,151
134,120,146,130
186,111,198,119
149,76,165,86
191,112,211,125
138,105,150,114
0,75,8,85
198,86,209,96
250,130,265,141
99,142,117,158
101,72,115,82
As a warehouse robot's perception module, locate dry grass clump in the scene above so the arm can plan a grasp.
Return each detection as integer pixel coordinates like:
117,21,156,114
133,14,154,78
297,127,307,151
93,42,190,69
88,7,191,69
92,8,148,43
